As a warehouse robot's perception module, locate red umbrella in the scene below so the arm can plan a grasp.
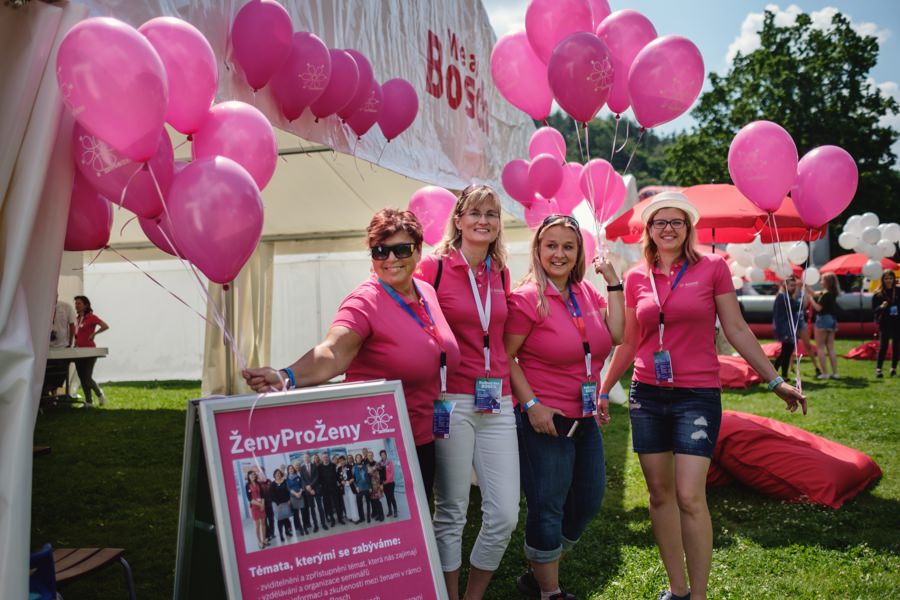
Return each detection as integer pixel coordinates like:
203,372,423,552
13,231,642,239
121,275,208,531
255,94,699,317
819,253,899,275
606,184,826,244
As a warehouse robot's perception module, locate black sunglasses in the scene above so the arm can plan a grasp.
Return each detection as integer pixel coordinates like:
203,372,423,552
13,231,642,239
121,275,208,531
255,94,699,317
541,214,579,227
371,242,416,260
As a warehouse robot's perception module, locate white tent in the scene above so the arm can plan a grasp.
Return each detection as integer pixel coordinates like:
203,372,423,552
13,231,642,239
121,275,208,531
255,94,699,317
0,1,535,596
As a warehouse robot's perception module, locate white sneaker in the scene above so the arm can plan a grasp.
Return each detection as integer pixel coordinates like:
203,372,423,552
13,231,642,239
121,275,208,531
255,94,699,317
815,373,829,380
98,390,107,405
830,373,841,380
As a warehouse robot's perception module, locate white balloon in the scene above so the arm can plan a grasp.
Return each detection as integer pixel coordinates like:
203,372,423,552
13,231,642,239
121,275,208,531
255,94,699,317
725,243,741,256
861,226,881,244
731,275,744,291
747,266,766,284
734,249,753,267
774,262,795,279
884,223,900,243
877,239,896,258
845,215,863,234
863,243,881,259
787,241,809,265
803,267,821,286
730,261,745,277
838,231,859,250
753,252,772,269
749,236,764,252
862,259,883,279
860,212,880,229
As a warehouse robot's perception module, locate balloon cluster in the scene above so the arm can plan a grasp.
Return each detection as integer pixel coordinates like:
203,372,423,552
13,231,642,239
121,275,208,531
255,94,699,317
726,239,814,289
232,0,417,141
838,213,900,279
58,16,268,285
501,127,625,229
490,0,704,129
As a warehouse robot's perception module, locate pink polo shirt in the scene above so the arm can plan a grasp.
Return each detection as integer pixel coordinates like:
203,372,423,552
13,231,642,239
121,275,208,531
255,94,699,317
415,250,512,395
625,253,733,388
506,280,611,418
332,276,461,446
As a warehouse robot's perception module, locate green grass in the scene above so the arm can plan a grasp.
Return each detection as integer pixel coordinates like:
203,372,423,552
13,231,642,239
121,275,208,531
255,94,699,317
31,344,900,599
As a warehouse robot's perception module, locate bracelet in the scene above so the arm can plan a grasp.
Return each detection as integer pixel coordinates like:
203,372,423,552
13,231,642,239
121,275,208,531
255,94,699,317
523,397,540,412
767,376,784,391
280,367,297,390
599,393,610,400
606,283,624,292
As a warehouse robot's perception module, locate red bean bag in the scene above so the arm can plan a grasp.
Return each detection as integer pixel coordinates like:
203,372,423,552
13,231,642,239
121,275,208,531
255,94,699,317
712,410,882,508
760,341,817,358
706,459,735,487
718,356,763,389
844,340,891,360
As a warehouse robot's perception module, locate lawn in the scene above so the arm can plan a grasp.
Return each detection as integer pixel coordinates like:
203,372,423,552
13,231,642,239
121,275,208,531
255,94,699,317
31,340,900,599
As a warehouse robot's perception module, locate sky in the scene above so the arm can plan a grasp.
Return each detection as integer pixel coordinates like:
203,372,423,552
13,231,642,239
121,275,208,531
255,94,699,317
482,1,900,154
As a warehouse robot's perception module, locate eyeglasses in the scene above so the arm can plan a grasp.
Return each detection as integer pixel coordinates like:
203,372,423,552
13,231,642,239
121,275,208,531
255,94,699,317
462,209,501,221
541,214,579,228
371,242,416,260
650,218,687,230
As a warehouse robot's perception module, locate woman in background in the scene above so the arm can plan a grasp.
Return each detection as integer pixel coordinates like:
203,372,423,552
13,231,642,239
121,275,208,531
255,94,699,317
808,272,841,379
73,295,109,406
245,470,267,550
270,468,294,543
353,453,372,524
286,463,308,536
873,269,899,377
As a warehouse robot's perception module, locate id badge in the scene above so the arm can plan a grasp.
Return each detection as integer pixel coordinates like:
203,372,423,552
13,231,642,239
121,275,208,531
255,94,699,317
474,377,503,413
890,305,898,317
653,350,674,383
581,381,597,417
433,400,456,439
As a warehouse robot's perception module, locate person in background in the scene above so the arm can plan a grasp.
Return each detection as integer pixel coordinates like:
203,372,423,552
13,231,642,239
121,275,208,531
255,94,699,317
50,296,75,348
319,452,345,526
338,455,360,523
600,192,806,600
414,184,519,600
505,214,625,600
772,276,800,378
873,269,899,377
793,283,824,377
808,272,841,379
286,463,308,536
353,453,372,524
379,449,398,518
368,455,385,522
245,470,267,550
300,452,327,533
243,209,461,501
73,295,108,407
270,468,294,542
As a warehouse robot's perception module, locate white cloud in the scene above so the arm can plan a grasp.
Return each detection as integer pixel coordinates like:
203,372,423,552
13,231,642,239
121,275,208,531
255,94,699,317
485,5,525,39
725,4,891,65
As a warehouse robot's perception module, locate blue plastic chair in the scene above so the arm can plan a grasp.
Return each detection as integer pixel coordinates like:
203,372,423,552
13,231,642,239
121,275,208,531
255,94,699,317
29,543,57,600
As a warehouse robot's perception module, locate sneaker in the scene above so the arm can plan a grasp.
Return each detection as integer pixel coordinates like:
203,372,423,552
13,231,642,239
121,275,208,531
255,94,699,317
815,373,829,380
891,368,897,377
876,369,883,378
830,373,841,379
98,390,106,405
516,569,541,599
658,591,691,600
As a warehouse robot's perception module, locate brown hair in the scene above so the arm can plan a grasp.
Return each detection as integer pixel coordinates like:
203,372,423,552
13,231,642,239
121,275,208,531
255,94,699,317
366,208,424,249
516,215,585,319
434,184,508,269
74,295,94,314
821,272,841,295
876,268,897,294
640,208,701,268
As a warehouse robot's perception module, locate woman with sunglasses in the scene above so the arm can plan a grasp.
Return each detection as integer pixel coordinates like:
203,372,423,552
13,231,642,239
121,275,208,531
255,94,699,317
243,209,460,499
504,214,624,600
414,185,518,600
600,192,806,600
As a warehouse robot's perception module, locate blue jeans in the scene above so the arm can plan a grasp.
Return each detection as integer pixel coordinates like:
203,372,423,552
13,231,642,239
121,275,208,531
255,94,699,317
516,410,605,563
629,381,722,458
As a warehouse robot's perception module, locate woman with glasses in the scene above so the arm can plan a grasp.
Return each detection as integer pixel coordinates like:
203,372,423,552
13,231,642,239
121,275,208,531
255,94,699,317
600,192,806,600
414,185,518,600
504,214,624,600
243,209,460,499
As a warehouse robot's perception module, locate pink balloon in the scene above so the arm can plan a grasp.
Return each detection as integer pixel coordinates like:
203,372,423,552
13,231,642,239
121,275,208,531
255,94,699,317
167,157,264,284
525,197,560,230
588,0,612,29
581,227,597,264
378,78,419,141
556,162,585,214
529,127,568,161
72,123,174,219
490,32,553,121
337,49,375,121
346,80,383,138
192,101,277,190
525,0,594,63
310,50,360,120
502,159,535,208
270,32,332,122
547,32,614,123
728,121,798,213
139,215,180,256
139,17,218,136
595,10,657,115
529,154,564,199
579,159,626,223
792,146,858,229
231,0,293,91
57,17,167,162
628,35,704,129
65,171,113,252
408,186,457,246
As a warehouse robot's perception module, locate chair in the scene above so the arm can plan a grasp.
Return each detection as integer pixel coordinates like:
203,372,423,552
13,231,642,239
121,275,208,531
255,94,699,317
30,545,137,600
29,543,56,600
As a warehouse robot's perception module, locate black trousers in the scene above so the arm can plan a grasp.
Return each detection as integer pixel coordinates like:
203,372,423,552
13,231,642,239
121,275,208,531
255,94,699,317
383,482,397,515
74,357,102,403
775,340,795,378
877,321,899,369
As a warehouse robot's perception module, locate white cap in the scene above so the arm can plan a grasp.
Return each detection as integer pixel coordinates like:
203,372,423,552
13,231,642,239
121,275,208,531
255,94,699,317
640,191,700,225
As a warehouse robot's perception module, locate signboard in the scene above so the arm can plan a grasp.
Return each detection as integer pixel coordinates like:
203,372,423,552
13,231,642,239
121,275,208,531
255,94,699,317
175,380,446,600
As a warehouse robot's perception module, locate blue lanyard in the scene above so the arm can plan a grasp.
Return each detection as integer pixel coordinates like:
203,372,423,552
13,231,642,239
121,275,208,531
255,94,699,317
647,261,690,349
558,284,592,379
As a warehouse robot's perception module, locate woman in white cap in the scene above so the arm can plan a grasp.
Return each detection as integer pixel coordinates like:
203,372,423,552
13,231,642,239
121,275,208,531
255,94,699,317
600,191,807,600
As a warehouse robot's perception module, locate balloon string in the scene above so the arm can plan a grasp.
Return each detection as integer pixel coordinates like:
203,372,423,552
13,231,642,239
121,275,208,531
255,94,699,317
769,212,802,392
118,215,137,237
609,114,620,162
621,128,645,177
116,163,145,210
350,130,366,182
172,138,189,152
573,117,586,163
73,246,107,271
615,119,631,154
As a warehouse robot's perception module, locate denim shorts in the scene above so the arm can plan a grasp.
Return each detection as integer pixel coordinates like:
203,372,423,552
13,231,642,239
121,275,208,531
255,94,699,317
628,381,722,458
816,313,838,331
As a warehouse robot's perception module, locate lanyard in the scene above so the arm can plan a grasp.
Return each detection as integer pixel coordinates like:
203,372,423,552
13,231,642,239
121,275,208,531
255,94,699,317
551,282,592,379
463,254,492,374
378,279,447,396
647,261,689,349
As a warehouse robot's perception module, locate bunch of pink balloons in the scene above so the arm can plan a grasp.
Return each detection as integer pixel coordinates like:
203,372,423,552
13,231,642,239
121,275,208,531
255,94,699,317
491,0,704,129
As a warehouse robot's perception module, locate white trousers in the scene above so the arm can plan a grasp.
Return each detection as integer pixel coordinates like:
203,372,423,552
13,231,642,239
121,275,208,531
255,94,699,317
433,393,520,572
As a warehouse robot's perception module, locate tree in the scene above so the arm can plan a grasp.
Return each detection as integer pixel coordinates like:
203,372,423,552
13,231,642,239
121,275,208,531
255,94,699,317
663,10,900,226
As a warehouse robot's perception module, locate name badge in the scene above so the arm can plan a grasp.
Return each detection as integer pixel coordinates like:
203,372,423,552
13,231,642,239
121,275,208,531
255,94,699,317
654,350,674,383
433,400,455,438
474,377,502,413
890,305,898,317
581,382,597,417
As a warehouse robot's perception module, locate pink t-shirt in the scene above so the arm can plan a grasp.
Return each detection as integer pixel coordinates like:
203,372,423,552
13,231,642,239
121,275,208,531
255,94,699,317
624,253,733,388
415,250,511,395
75,313,103,348
506,280,611,418
332,276,461,446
